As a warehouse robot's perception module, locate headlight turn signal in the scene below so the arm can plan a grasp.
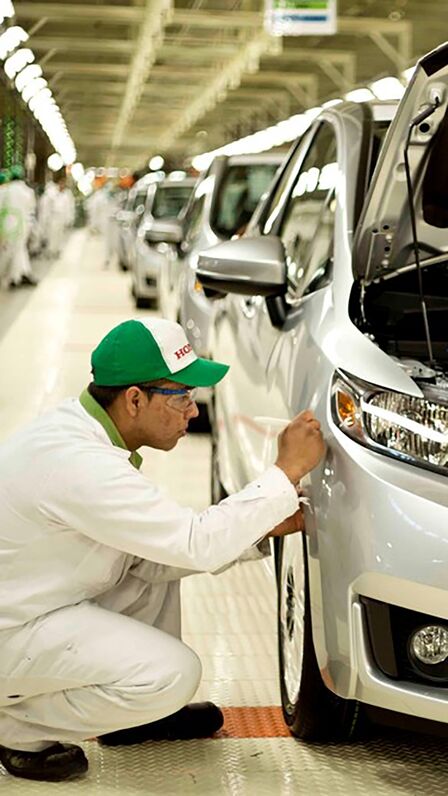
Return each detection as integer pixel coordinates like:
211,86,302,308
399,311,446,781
331,372,448,475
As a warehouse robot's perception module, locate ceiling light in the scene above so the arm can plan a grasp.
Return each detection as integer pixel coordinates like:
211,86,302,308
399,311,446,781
47,153,64,171
322,98,343,108
0,0,15,25
21,76,47,103
370,76,405,100
0,25,28,59
71,162,84,181
344,87,375,103
4,47,34,79
149,155,164,170
15,62,42,92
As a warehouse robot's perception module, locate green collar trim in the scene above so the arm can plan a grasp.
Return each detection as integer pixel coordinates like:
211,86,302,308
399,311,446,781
79,389,143,470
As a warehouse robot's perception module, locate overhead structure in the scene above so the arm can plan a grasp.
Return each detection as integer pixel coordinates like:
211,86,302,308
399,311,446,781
12,1,448,168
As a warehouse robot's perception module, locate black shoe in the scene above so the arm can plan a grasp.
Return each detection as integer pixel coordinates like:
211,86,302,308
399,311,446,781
0,742,88,782
99,701,224,746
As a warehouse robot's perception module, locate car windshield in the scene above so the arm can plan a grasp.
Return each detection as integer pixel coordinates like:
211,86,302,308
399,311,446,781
211,162,279,238
152,184,192,219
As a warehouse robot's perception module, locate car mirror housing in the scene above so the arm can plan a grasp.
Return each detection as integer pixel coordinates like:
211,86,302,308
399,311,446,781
144,218,184,244
197,235,287,298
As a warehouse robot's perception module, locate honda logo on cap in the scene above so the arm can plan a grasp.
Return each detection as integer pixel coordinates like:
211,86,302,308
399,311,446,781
174,343,193,360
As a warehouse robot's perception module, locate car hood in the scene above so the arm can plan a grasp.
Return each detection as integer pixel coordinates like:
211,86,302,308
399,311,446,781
353,41,448,284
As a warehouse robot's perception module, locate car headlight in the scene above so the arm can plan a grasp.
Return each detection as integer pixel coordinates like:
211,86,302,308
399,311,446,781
331,372,448,474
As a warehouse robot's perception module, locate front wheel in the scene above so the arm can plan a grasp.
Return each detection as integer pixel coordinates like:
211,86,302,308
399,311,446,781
277,534,360,742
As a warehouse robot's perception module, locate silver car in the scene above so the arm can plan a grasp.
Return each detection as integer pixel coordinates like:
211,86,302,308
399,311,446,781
158,153,284,418
179,153,284,355
198,44,448,740
131,175,195,309
115,173,163,272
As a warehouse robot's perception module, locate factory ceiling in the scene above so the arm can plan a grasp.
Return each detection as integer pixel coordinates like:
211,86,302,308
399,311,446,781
14,0,448,169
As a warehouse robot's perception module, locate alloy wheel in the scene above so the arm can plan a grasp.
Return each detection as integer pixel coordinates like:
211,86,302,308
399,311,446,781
279,533,306,709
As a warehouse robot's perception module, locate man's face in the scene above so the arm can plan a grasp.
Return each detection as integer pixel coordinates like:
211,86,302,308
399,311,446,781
133,380,199,451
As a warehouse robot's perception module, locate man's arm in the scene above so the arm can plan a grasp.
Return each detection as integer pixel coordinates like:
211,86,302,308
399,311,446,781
40,412,324,573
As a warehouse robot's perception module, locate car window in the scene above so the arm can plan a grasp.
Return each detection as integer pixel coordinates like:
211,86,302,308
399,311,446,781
211,162,279,238
183,194,206,246
262,141,307,236
152,184,193,219
278,122,338,300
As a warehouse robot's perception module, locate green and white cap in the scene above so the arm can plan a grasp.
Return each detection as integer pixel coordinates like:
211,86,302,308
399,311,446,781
91,318,229,387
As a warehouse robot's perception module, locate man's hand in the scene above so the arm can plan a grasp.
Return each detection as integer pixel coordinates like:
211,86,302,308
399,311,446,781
267,508,305,538
275,409,325,484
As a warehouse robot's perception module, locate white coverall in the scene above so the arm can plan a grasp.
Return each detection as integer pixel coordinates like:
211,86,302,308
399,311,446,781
0,179,36,287
40,184,75,257
0,395,298,751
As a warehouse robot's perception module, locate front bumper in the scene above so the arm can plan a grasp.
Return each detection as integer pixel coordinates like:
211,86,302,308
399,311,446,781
351,598,448,723
307,424,448,724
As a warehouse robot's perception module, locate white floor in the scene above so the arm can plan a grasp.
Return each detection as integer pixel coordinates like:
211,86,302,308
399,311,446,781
0,231,447,794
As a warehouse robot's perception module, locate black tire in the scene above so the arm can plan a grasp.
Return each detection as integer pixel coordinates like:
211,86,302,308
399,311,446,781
276,534,360,742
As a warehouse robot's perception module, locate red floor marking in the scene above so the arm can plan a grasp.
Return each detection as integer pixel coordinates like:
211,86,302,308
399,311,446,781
215,707,291,739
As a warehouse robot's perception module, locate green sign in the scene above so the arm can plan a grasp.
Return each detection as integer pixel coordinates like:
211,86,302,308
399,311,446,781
265,0,337,36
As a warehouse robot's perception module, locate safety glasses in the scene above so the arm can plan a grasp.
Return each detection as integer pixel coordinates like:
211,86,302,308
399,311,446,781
143,385,198,412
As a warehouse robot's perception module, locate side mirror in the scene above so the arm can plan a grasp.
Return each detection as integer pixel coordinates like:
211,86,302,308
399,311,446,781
197,235,287,298
145,218,184,244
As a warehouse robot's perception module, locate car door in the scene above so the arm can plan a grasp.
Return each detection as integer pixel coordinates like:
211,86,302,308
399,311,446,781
214,121,338,492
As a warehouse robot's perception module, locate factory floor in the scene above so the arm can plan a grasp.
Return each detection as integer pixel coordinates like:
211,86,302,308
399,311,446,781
0,230,446,795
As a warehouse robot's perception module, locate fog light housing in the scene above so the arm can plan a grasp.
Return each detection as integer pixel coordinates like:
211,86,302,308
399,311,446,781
410,625,448,666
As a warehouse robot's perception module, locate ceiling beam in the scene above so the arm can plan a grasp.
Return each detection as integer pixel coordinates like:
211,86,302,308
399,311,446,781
276,49,356,90
30,36,134,55
17,3,143,23
59,82,198,97
17,7,407,34
159,44,239,60
157,29,283,152
43,63,129,77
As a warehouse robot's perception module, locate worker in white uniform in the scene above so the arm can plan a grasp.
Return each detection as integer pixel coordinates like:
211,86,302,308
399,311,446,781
0,165,38,289
0,169,10,280
40,177,75,258
0,317,325,783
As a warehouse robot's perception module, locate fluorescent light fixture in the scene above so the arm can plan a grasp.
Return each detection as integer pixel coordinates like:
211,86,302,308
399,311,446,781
0,25,28,59
15,63,42,92
71,162,84,181
47,153,63,171
149,155,164,170
4,47,34,79
370,76,405,100
344,87,375,103
21,76,47,103
322,98,343,108
0,0,15,25
0,15,76,166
